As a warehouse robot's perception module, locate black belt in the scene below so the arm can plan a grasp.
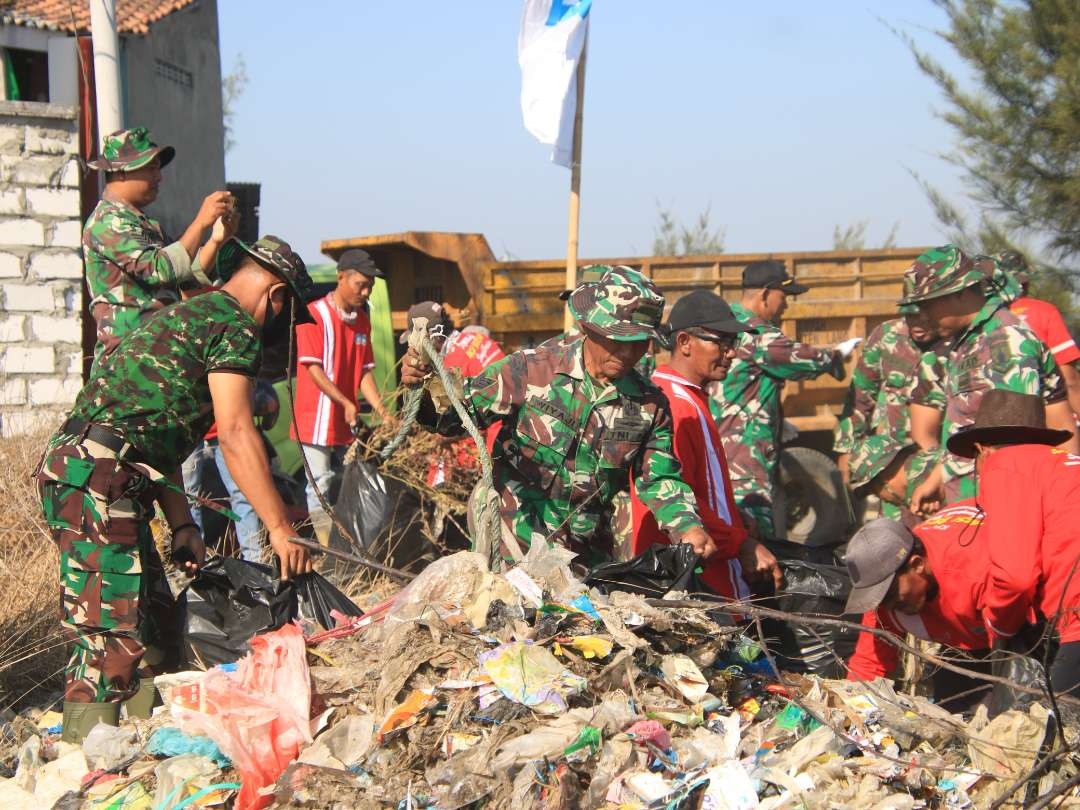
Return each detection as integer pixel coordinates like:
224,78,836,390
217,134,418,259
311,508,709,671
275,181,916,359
61,418,147,465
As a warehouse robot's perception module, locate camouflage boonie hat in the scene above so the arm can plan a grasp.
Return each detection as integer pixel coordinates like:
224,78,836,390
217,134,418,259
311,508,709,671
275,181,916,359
558,265,607,301
849,437,937,502
898,245,990,306
984,254,1023,305
996,249,1031,285
568,265,665,342
88,127,175,172
848,435,911,490
217,235,316,324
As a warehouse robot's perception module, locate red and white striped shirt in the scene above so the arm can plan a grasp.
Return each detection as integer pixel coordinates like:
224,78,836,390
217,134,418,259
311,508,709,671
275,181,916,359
631,365,749,599
290,294,375,447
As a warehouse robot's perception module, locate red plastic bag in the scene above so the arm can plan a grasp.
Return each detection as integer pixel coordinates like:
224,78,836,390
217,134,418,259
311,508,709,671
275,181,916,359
171,623,312,810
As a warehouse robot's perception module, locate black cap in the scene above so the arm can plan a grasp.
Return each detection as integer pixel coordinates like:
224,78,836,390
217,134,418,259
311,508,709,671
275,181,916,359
337,248,384,278
741,260,809,295
666,290,754,335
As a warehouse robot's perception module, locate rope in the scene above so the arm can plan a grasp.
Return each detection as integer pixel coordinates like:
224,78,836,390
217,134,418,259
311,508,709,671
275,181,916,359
379,322,501,568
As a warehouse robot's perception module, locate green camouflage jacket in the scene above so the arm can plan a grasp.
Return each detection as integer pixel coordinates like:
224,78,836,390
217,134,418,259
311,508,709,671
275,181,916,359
83,197,212,361
710,301,844,493
833,318,941,453
420,335,702,562
914,298,1064,499
62,291,261,473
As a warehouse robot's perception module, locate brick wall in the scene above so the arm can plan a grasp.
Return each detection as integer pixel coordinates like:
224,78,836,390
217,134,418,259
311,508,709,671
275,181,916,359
0,101,83,437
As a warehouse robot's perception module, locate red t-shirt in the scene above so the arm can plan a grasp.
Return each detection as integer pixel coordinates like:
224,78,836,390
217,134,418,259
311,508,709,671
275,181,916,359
847,499,991,681
290,294,374,446
980,445,1080,645
1010,297,1080,366
631,366,748,599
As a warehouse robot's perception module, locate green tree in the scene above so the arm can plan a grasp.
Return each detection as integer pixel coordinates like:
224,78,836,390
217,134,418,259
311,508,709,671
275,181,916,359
653,203,725,256
832,221,899,250
902,0,1080,266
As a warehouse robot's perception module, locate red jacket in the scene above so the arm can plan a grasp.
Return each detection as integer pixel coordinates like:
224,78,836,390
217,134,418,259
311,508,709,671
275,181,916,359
848,499,990,681
631,366,748,599
979,444,1080,644
1010,297,1080,367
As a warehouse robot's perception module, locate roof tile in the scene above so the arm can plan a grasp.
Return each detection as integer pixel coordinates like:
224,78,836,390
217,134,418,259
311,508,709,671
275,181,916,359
1,0,196,35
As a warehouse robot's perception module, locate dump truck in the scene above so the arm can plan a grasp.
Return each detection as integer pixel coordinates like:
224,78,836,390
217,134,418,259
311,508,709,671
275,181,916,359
320,231,927,544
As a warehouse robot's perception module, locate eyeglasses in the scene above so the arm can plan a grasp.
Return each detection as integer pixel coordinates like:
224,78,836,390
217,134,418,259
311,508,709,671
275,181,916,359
685,329,737,349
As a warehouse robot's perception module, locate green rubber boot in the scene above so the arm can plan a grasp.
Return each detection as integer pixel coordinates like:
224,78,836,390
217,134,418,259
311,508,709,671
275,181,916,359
121,677,159,720
61,701,120,744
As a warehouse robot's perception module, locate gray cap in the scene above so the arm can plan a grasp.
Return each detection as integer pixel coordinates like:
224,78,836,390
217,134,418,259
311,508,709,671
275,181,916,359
843,518,915,615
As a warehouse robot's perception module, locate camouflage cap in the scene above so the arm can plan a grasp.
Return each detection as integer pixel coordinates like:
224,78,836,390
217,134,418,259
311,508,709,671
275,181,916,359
558,264,613,301
568,265,665,342
898,245,990,306
88,127,175,172
216,235,315,324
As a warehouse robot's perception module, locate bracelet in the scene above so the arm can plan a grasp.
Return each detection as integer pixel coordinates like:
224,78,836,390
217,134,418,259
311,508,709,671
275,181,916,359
171,522,200,536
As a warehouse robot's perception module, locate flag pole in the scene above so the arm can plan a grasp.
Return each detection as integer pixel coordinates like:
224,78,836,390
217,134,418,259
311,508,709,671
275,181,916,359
563,31,588,332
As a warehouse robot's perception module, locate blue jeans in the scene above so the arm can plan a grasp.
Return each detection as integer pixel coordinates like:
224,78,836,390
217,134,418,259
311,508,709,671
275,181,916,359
301,443,348,516
181,440,263,562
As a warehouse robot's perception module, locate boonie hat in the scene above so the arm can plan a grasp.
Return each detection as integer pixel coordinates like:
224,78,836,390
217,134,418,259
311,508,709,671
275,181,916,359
847,435,911,491
567,266,665,342
946,389,1072,459
741,260,809,295
558,265,608,301
665,290,754,337
216,235,315,324
898,245,989,306
337,248,384,279
399,301,453,344
996,249,1031,286
89,127,175,172
843,518,916,615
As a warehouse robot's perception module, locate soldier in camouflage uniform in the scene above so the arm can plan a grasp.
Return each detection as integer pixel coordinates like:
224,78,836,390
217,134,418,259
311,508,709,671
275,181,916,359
710,260,860,540
36,235,315,742
903,245,1075,511
832,274,944,504
84,127,238,362
401,266,716,566
846,435,936,528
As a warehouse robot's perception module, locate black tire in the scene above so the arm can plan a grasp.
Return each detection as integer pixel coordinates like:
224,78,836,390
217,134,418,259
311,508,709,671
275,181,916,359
775,446,851,547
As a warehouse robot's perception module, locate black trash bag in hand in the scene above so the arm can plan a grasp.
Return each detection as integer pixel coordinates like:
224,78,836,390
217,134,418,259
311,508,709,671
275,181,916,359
759,540,858,679
181,557,362,667
585,543,703,597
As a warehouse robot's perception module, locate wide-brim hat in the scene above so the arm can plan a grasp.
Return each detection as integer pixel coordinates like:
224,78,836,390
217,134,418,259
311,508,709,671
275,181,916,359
216,236,315,325
848,435,910,491
568,265,665,343
946,389,1072,459
898,245,989,306
88,127,175,172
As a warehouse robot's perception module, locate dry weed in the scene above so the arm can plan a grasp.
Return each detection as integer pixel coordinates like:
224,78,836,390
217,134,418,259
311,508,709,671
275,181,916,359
0,431,65,708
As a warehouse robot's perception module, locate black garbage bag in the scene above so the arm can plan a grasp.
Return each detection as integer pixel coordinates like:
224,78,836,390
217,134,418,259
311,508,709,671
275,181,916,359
181,557,362,667
328,460,391,554
585,543,703,597
760,540,858,678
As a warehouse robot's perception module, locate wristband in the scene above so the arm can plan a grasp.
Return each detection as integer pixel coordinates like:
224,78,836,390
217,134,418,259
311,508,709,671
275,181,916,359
171,522,200,536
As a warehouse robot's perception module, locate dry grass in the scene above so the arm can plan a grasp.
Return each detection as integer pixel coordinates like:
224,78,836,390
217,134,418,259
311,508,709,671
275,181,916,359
0,430,65,709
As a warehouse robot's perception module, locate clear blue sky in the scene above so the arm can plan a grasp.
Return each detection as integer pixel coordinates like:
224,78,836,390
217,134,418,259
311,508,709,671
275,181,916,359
218,1,968,266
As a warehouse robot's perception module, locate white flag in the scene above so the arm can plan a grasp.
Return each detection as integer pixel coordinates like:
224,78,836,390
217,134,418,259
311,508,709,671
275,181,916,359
518,0,591,167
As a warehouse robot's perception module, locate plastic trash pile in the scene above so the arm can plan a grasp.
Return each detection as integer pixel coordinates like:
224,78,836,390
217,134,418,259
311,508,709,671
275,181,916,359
0,544,1077,808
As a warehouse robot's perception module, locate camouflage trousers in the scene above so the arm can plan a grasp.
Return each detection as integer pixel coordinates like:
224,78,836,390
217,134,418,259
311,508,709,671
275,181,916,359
944,473,977,507
733,484,776,541
36,440,180,703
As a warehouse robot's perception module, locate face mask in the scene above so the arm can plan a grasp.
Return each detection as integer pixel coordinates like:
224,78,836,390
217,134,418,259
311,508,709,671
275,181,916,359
261,289,291,346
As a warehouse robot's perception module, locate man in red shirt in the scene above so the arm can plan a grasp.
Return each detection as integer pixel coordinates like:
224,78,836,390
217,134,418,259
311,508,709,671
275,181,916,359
292,249,391,535
631,290,782,598
1001,250,1080,422
946,389,1080,695
844,506,992,709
